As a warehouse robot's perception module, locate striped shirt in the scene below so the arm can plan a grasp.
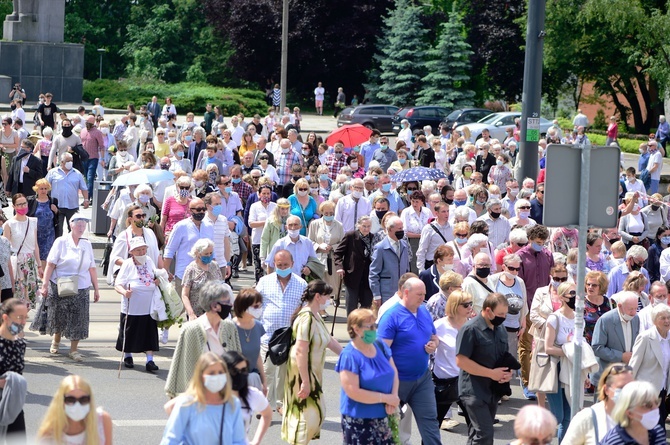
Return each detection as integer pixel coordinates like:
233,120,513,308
207,214,231,264
275,152,301,186
325,154,348,181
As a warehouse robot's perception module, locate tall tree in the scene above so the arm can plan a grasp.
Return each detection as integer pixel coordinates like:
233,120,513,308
416,5,474,107
374,0,428,107
459,0,525,103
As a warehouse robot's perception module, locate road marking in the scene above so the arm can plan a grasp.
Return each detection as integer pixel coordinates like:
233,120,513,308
25,356,173,363
113,420,167,427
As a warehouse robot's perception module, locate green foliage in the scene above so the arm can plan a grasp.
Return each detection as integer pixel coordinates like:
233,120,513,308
416,5,474,107
587,133,640,154
0,0,11,17
83,79,267,116
375,0,429,106
593,109,607,130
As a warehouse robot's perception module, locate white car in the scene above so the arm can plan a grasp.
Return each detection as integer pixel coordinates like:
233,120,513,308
455,112,552,142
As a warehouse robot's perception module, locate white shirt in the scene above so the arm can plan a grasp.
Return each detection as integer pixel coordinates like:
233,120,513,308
230,125,245,146
249,201,276,245
647,150,663,180
335,194,372,233
660,335,670,390
434,318,460,379
400,206,431,235
477,213,511,248
201,315,224,357
314,87,325,101
376,294,400,322
617,309,633,352
241,387,269,432
208,214,231,265
47,235,96,289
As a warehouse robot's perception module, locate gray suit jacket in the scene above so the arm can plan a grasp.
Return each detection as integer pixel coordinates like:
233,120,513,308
368,236,410,302
630,327,670,393
592,309,640,383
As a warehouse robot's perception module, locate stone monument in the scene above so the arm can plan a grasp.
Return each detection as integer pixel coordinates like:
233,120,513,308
0,0,84,102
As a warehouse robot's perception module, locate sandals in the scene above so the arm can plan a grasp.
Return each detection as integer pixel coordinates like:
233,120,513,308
50,340,60,354
68,351,84,362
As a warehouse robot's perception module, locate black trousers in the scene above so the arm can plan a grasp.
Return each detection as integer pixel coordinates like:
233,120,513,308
660,388,668,432
57,207,78,237
6,409,25,440
433,374,470,428
461,394,498,445
345,280,373,315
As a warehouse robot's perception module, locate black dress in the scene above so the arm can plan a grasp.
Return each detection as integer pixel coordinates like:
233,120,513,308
0,335,26,437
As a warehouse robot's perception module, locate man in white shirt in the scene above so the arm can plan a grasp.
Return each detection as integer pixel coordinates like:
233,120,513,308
477,199,511,249
417,202,453,272
639,281,669,332
230,115,245,146
646,140,663,194
573,109,589,130
265,216,318,276
335,179,372,233
204,192,232,279
314,82,325,116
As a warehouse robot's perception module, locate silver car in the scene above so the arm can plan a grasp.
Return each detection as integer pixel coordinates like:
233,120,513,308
455,112,552,141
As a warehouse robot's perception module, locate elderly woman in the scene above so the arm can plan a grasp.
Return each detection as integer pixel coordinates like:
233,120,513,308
114,237,160,373
248,185,276,283
4,193,41,307
192,169,216,199
509,199,536,228
182,239,223,321
621,270,650,310
544,281,578,442
460,233,491,277
564,363,634,445
120,183,156,230
308,200,344,297
400,190,430,274
169,143,192,175
161,175,192,240
283,280,343,445
27,179,58,267
334,216,375,315
426,271,464,321
260,198,290,263
165,281,242,398
491,253,529,361
618,192,650,250
600,381,666,444
288,178,317,236
335,308,399,445
232,288,267,393
39,214,100,362
107,140,134,182
510,405,557,445
629,304,670,428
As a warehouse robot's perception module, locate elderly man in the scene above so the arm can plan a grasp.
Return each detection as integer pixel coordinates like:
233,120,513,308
378,277,441,445
607,245,650,297
368,173,405,213
240,151,259,175
462,252,495,314
656,115,670,150
334,178,372,233
372,135,397,172
275,138,301,187
257,249,307,412
253,135,275,167
645,140,663,193
592,291,640,387
477,199,511,249
230,164,253,204
417,202,453,272
325,141,348,181
529,182,544,225
501,179,519,217
572,109,589,131
6,139,42,197
638,281,669,331
45,152,88,236
449,189,477,224
162,198,214,296
369,216,411,307
457,293,514,445
229,115,245,146
265,216,317,277
204,192,232,279
334,216,375,314
287,129,301,154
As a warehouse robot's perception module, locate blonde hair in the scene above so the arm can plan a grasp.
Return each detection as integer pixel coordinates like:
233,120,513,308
36,375,100,445
268,198,290,227
439,271,463,298
611,240,626,257
611,381,659,428
566,247,578,264
445,290,472,318
318,200,335,214
346,308,375,339
293,178,310,195
32,177,51,193
184,352,233,408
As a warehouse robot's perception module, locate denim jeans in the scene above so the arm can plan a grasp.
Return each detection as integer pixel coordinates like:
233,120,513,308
398,369,441,445
84,158,98,200
650,179,660,194
546,387,571,443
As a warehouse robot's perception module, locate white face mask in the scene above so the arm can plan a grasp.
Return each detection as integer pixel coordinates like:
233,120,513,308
248,306,263,319
320,297,331,311
64,402,90,422
504,271,516,280
351,162,358,169
134,254,147,265
288,229,301,239
194,180,204,188
440,263,454,273
639,408,660,430
297,190,309,197
203,373,227,393
101,127,110,135
64,161,73,170
352,190,362,199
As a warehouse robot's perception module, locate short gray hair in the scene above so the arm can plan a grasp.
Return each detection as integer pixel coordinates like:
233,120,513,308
509,228,528,244
193,127,206,138
627,245,648,261
189,238,214,258
651,303,670,323
385,216,402,231
486,198,501,210
356,215,371,228
199,280,233,313
515,199,531,210
134,184,153,199
503,253,521,266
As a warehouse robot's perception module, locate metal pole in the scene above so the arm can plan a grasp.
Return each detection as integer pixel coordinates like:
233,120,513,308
279,0,289,112
570,142,590,417
516,0,546,183
99,53,103,79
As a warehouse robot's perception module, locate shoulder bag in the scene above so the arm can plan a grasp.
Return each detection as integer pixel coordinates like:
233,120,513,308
56,241,87,297
527,316,559,394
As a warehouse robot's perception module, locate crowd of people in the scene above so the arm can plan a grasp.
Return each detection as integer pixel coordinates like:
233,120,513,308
1,95,670,445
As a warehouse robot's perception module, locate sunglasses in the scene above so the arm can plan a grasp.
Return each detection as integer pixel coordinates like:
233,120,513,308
179,186,190,190
516,242,528,247
298,188,308,192
518,206,531,210
553,276,568,283
260,158,269,161
506,265,521,271
455,233,468,238
460,301,473,308
64,395,91,405
133,214,146,219
525,437,554,445
191,207,206,212
606,364,632,379
564,290,577,297
407,188,418,192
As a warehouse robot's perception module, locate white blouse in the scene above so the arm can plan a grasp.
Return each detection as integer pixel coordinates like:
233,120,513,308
47,235,96,289
249,201,276,245
400,206,431,235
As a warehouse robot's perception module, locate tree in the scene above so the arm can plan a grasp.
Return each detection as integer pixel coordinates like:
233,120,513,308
373,0,428,106
416,5,474,107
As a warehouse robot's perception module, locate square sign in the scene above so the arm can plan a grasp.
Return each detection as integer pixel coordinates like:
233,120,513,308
543,144,620,228
526,118,540,142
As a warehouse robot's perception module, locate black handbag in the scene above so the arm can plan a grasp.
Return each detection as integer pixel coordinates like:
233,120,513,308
265,326,293,366
100,237,113,276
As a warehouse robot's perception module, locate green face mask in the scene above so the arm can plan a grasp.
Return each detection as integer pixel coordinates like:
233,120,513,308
362,329,377,345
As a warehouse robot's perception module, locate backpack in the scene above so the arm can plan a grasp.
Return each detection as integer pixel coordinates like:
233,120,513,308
266,326,293,366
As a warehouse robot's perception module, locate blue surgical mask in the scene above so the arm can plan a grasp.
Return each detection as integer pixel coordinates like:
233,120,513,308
381,183,392,192
232,178,241,184
184,135,193,142
319,174,329,181
200,255,213,265
662,236,670,245
323,215,334,222
8,322,23,336
532,242,543,252
276,267,292,278
399,158,406,165
476,199,487,206
224,186,232,194
454,200,467,207
380,145,388,151
211,204,223,217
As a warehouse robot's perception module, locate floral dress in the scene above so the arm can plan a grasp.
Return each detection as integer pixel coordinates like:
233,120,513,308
584,296,612,345
34,201,55,261
181,261,222,317
5,217,39,307
282,308,330,445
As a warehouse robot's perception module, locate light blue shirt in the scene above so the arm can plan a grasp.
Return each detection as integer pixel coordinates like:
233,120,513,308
361,141,380,169
45,167,87,209
164,218,215,279
219,191,243,220
606,262,650,298
257,273,306,344
368,190,405,214
160,395,246,445
265,234,317,275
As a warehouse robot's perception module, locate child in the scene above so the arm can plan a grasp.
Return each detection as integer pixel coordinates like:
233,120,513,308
292,107,302,132
566,247,578,282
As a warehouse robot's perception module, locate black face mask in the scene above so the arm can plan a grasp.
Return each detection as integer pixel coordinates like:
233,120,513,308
292,175,301,182
476,267,491,279
394,230,405,240
490,315,506,326
607,237,620,244
490,211,501,219
445,198,454,205
216,303,232,319
62,126,73,138
375,210,388,221
231,370,249,391
630,261,642,271
652,205,660,211
191,212,205,221
566,296,576,310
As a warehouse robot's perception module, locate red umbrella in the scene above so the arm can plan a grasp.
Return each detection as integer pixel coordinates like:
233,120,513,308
326,124,372,148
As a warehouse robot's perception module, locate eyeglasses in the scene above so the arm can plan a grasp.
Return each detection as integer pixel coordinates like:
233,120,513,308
605,364,633,380
564,290,577,297
516,242,527,247
455,233,468,238
460,301,473,308
191,207,206,212
133,214,146,219
536,190,544,194
64,395,91,405
506,265,521,271
553,276,568,282
518,206,531,210
260,158,269,161
586,283,599,288
361,323,378,330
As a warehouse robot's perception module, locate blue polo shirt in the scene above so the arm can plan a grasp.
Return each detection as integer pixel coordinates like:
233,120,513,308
378,302,435,381
335,341,395,419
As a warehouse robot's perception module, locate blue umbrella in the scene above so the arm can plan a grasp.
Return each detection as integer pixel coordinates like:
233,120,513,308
390,167,448,183
111,169,175,187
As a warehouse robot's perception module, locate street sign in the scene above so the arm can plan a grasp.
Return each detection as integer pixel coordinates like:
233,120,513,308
526,117,540,142
543,144,620,228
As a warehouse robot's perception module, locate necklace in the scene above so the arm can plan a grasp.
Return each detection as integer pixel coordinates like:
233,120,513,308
241,327,251,343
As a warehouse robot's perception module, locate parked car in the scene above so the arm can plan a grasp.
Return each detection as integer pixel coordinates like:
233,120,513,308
391,106,450,135
455,112,552,142
336,104,400,133
441,108,492,130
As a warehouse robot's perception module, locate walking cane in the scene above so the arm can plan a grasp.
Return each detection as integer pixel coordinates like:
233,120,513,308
117,284,131,379
330,278,342,336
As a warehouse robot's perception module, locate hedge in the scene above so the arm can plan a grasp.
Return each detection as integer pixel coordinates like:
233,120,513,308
586,133,641,154
83,79,269,117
